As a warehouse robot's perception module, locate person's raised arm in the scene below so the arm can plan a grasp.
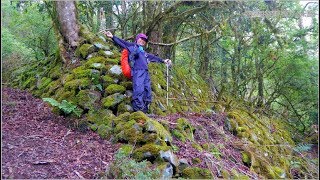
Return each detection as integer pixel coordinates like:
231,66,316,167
103,31,134,49
146,53,172,66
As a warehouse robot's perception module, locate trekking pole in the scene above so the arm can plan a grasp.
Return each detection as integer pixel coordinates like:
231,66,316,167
166,63,169,107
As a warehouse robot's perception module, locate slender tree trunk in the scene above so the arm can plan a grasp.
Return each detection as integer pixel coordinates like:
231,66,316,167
104,1,113,29
256,56,264,107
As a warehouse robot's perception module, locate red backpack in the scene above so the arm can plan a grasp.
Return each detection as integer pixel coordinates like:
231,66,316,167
120,49,132,79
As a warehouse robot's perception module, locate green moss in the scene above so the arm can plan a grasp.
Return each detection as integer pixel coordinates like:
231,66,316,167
191,143,203,152
118,144,134,156
97,124,111,139
113,112,131,125
64,78,91,90
55,90,76,103
93,42,110,50
191,158,201,165
61,74,74,85
86,109,115,126
72,67,92,78
102,93,125,108
221,169,231,179
105,84,126,95
145,119,172,144
76,90,101,110
129,111,149,124
181,167,213,179
102,75,116,84
22,76,36,89
117,102,133,114
90,62,106,71
48,64,62,79
76,43,96,58
85,56,108,67
172,129,186,142
120,81,133,90
241,151,252,167
174,118,195,141
116,123,145,143
133,143,170,162
42,80,61,97
267,166,286,179
90,124,98,131
38,77,52,90
106,58,120,64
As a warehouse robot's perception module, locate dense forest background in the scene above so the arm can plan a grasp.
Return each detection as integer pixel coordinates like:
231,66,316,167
2,0,318,141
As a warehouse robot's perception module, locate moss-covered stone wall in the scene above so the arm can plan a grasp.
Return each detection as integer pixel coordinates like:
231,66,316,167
10,27,317,179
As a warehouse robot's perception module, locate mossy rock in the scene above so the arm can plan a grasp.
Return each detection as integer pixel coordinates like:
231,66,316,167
90,123,98,131
132,143,170,162
85,56,108,67
64,78,91,90
129,111,151,125
181,167,213,179
118,144,134,156
105,84,126,95
42,80,61,97
97,49,115,57
115,121,145,144
76,90,101,110
102,93,125,109
93,42,110,51
86,109,115,126
61,74,74,85
37,77,52,90
107,65,123,78
113,112,131,125
90,62,106,71
102,75,118,85
97,124,112,139
22,76,36,89
48,64,62,79
145,119,173,144
157,162,174,179
72,67,100,79
76,43,96,59
120,81,133,90
117,102,134,114
55,90,76,104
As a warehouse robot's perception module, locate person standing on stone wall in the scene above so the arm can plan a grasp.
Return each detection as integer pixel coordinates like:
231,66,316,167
104,31,172,113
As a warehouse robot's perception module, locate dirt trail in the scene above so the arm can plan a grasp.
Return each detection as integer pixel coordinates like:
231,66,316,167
2,87,120,179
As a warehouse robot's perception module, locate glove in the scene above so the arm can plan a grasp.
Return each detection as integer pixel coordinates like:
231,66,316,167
164,59,172,66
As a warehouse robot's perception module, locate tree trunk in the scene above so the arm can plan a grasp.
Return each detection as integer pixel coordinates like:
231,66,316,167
45,1,80,67
104,2,113,29
55,1,79,47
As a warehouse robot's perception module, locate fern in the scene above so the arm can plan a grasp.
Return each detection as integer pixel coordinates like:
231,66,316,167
293,143,312,153
42,98,83,117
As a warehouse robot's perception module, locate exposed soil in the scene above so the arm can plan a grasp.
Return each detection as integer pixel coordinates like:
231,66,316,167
2,87,120,179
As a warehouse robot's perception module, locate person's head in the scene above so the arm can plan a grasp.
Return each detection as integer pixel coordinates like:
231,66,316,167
135,33,148,46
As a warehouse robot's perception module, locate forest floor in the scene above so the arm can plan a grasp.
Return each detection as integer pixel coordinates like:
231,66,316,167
2,87,120,179
2,87,318,179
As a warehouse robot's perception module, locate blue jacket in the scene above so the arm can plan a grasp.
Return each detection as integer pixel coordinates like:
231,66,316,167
112,36,164,70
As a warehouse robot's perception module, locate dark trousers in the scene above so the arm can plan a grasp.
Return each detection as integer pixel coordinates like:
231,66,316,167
132,69,152,113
